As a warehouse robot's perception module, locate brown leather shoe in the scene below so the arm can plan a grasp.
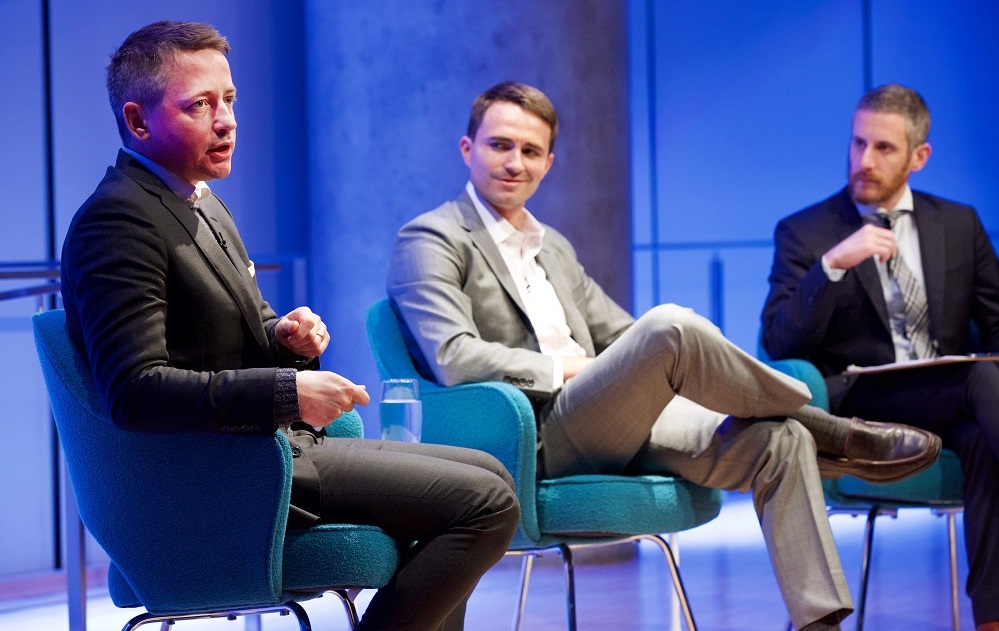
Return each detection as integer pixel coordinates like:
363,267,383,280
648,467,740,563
817,418,942,484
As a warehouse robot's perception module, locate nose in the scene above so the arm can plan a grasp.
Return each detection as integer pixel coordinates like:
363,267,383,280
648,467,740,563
504,150,524,173
215,102,237,135
859,146,874,169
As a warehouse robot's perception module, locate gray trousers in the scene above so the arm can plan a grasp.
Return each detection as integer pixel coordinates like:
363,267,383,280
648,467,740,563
293,435,520,631
538,304,853,629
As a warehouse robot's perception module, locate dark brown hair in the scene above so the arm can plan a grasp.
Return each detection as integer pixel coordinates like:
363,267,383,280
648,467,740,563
106,21,230,143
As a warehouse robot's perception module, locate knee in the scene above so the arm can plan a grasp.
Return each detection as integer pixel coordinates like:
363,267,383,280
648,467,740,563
466,449,517,494
467,462,520,521
484,476,521,535
966,362,999,402
756,419,816,477
777,418,815,452
636,304,721,347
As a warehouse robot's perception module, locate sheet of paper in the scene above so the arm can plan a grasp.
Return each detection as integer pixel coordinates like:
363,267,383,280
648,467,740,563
844,353,999,374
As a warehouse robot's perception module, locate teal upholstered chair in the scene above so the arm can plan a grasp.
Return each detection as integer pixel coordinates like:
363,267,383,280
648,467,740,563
33,309,402,631
757,335,964,631
366,299,723,631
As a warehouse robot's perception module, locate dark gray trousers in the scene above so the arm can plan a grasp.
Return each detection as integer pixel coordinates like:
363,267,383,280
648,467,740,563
291,434,520,631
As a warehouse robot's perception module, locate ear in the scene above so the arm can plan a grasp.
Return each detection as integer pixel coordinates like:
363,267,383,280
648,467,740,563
541,151,555,178
122,102,150,141
459,136,472,167
909,142,932,173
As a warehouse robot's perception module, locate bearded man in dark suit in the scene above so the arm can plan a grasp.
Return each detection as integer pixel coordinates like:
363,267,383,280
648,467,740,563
763,83,999,631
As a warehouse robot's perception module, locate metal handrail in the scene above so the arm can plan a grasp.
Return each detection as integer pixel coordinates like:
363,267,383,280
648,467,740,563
0,260,282,303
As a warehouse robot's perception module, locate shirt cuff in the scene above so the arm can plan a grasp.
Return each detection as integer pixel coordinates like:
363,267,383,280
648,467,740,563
550,355,565,391
821,255,847,282
274,368,301,427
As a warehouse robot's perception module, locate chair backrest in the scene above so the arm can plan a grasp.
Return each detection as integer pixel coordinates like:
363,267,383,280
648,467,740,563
366,299,544,544
32,309,291,612
365,298,432,383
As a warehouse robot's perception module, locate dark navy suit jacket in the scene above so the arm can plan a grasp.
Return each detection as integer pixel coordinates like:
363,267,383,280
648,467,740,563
762,187,999,408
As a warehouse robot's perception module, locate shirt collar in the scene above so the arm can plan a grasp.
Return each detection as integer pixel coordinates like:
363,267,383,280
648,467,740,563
855,184,915,219
465,181,545,247
122,146,210,207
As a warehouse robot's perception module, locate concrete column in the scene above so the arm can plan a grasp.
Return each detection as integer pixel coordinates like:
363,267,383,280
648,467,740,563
304,1,631,434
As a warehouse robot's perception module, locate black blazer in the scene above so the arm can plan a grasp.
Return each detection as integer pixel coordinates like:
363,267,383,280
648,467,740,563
762,187,999,405
62,150,312,434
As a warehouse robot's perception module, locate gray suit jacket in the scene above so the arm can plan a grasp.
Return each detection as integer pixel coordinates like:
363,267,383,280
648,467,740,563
387,190,633,405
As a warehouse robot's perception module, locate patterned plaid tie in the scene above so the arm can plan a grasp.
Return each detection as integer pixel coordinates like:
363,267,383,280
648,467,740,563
874,209,936,359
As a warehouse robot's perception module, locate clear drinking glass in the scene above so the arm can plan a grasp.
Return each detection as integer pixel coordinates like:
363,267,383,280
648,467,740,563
379,379,422,442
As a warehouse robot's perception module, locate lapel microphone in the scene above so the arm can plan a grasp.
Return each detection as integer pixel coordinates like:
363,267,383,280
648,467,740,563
194,206,228,250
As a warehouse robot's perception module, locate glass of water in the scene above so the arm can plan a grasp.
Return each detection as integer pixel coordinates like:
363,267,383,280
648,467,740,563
379,379,422,442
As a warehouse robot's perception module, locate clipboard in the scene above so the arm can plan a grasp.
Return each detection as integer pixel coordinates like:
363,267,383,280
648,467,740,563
844,353,999,375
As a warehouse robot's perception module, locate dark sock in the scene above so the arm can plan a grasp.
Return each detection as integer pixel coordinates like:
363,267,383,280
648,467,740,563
799,621,841,631
790,405,851,455
799,609,850,630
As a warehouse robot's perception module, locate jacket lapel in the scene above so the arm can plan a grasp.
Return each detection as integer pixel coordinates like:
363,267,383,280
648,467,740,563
455,192,530,317
193,197,272,352
832,190,891,331
912,194,945,340
118,153,272,355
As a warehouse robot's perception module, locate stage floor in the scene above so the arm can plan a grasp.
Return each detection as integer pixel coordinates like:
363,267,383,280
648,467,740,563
0,491,971,631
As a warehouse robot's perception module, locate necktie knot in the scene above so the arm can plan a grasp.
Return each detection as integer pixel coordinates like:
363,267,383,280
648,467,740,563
876,208,911,229
185,182,212,209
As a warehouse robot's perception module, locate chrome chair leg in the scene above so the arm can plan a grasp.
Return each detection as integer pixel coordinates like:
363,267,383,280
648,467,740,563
640,534,698,631
511,554,536,631
943,509,961,631
328,589,360,630
558,544,577,631
854,507,879,631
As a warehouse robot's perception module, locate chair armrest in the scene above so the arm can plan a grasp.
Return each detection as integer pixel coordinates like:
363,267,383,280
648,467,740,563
326,409,364,438
420,380,542,542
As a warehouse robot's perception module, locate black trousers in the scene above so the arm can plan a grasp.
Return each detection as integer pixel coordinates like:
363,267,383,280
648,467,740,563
289,433,520,631
833,361,999,625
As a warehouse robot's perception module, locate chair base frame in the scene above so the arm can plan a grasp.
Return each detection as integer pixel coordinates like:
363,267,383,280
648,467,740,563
830,506,963,631
121,601,312,631
507,534,696,631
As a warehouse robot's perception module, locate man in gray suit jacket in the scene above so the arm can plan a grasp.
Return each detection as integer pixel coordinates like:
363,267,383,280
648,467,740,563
62,21,519,631
387,82,941,631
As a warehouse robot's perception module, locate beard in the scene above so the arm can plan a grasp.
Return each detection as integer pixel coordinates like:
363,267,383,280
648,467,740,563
848,167,909,207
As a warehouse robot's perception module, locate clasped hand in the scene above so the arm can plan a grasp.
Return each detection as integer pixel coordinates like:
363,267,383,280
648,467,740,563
275,306,371,427
275,306,329,357
824,224,897,271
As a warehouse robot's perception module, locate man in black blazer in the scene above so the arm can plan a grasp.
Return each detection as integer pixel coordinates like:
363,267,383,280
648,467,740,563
763,83,999,631
61,21,519,631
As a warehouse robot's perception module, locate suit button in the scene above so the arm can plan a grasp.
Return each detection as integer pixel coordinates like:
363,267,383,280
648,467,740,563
291,447,302,457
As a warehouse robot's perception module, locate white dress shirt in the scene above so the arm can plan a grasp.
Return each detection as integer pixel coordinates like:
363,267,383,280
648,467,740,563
466,182,586,389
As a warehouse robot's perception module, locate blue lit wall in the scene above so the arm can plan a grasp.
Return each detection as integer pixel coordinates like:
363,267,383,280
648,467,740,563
3,0,998,583
630,0,999,352
1,0,310,579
